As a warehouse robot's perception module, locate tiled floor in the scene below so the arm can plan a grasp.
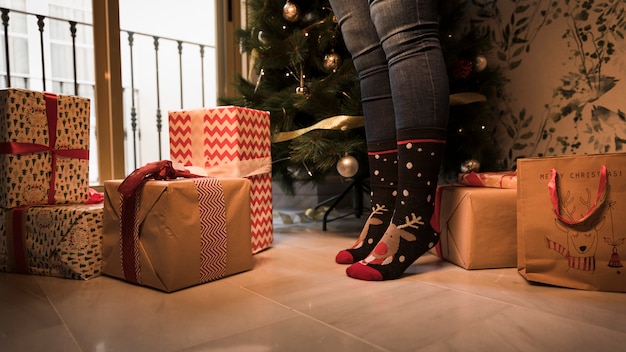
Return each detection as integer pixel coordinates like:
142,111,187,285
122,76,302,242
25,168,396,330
2,212,626,351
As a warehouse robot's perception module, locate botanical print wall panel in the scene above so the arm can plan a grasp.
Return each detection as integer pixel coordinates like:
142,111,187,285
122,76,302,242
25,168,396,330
471,0,626,169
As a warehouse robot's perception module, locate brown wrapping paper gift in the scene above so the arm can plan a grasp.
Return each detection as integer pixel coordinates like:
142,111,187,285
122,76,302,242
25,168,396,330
435,186,517,269
102,178,253,292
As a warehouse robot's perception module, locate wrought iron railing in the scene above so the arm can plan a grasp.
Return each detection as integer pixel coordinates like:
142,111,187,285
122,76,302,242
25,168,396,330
0,6,215,173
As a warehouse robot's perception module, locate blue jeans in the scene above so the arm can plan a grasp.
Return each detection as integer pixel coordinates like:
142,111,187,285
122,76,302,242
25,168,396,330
329,0,449,143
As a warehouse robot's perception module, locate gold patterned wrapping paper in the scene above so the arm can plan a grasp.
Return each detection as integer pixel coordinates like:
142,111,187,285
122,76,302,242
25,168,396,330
0,88,90,208
0,203,103,280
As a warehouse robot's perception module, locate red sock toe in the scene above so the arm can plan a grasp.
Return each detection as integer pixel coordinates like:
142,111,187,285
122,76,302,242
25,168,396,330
335,250,355,264
346,262,383,281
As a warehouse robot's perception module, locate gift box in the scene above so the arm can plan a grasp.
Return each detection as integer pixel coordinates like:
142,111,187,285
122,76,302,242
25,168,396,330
457,171,517,189
169,106,272,253
0,203,103,280
432,186,517,269
0,88,91,208
102,177,253,292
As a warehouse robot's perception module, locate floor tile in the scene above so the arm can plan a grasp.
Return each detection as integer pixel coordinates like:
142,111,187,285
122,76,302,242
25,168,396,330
183,316,387,352
34,275,299,351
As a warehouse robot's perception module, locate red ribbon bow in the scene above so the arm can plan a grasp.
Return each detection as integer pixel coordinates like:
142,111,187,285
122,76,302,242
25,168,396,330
117,160,201,283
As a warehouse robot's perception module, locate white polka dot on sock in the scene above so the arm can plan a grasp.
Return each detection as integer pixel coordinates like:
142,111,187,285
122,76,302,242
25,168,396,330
392,190,398,196
406,143,413,150
403,189,409,196
375,155,380,159
374,170,379,175
406,162,413,169
399,255,406,263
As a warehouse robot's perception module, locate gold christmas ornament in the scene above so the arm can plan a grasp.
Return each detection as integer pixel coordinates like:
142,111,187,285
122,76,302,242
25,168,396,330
323,52,341,72
475,55,488,72
295,85,309,95
257,30,267,44
460,159,481,173
283,1,300,23
337,155,359,178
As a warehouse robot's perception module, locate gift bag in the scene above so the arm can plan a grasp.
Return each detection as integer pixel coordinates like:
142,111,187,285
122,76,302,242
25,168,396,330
517,153,626,292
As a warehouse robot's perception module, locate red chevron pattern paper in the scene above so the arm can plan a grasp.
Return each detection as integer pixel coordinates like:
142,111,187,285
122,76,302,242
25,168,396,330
169,106,273,253
193,178,227,282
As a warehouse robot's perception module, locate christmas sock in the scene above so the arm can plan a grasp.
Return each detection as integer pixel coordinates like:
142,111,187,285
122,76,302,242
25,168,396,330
346,128,446,280
335,141,398,264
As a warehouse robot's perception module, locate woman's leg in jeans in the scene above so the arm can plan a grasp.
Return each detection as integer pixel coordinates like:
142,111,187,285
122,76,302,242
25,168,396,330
329,0,398,264
347,0,450,280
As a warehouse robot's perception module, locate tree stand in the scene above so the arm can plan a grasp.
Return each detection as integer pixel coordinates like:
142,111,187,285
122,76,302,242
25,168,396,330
314,176,370,231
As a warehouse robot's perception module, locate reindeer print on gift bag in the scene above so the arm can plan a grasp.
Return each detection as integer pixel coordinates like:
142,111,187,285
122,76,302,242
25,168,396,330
546,166,625,274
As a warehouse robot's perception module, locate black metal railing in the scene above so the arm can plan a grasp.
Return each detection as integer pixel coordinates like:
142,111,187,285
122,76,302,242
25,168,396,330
0,6,215,170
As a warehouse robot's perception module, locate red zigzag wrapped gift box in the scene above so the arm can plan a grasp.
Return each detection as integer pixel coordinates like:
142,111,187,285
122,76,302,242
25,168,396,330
0,88,91,208
0,203,103,280
169,106,272,253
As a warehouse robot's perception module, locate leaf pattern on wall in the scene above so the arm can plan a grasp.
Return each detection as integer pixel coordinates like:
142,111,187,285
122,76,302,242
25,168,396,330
471,0,626,167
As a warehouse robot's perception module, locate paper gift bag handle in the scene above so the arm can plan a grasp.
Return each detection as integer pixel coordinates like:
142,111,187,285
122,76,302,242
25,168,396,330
548,165,607,225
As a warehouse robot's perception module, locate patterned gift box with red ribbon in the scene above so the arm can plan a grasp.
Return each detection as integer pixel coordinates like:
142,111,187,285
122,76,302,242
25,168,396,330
169,106,273,253
0,203,103,280
102,161,254,292
0,88,90,208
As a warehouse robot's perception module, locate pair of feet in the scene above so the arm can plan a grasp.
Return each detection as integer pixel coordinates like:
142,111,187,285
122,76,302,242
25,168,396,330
334,210,439,281
339,130,446,280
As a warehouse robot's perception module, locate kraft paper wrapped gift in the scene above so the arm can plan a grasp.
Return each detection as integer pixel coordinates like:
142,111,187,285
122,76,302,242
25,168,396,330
432,186,517,269
169,106,273,253
102,177,253,292
0,203,103,280
0,88,91,208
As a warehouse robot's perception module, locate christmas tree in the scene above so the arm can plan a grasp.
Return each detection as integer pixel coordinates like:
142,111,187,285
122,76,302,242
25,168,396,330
221,0,503,194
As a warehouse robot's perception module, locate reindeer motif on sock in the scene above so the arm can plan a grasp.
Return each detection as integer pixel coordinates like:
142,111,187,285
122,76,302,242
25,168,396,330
361,213,424,266
349,204,388,250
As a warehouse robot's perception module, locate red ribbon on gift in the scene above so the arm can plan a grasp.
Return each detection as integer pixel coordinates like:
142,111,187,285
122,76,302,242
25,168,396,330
5,207,29,274
0,92,89,205
117,160,201,283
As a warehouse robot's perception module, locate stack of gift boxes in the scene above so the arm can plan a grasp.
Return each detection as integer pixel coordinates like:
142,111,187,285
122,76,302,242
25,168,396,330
0,88,103,280
100,106,273,292
1,88,273,292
